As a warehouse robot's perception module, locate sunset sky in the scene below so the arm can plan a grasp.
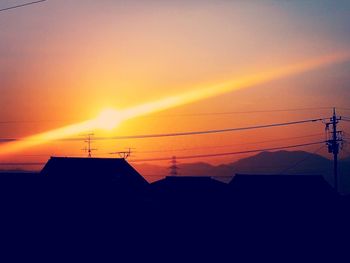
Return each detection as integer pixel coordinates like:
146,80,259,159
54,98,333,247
1,0,350,173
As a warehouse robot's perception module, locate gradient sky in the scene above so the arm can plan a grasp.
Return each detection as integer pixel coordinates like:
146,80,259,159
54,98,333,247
1,0,350,172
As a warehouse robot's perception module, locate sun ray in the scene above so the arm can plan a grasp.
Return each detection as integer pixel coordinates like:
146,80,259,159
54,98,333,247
0,52,349,156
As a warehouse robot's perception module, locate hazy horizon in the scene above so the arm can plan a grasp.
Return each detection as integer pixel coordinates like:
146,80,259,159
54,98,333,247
1,0,350,170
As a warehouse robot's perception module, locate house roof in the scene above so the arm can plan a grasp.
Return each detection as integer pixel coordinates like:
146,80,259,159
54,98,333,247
152,175,226,186
40,157,148,186
151,176,227,195
229,174,336,198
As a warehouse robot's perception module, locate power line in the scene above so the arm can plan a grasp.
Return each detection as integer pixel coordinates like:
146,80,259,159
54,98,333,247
165,107,333,117
0,141,325,166
0,107,331,125
77,118,326,140
136,133,324,153
0,117,325,143
4,133,324,158
0,119,77,125
0,162,45,166
0,0,47,12
129,141,324,162
3,134,326,160
0,138,15,142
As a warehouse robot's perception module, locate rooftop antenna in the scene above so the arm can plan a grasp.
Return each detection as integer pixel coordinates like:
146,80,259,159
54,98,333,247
169,156,179,176
109,147,135,159
82,133,97,158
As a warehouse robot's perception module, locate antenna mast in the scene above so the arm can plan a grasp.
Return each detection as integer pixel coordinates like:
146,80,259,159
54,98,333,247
119,148,133,159
82,133,97,158
169,156,179,176
109,147,134,159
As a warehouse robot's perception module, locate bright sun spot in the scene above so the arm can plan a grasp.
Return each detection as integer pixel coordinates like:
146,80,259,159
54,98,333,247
94,108,122,131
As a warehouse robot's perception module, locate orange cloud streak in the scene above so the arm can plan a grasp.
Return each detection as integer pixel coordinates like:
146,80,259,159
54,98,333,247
0,51,349,156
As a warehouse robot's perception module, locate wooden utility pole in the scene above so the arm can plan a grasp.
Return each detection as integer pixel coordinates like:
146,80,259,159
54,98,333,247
326,108,342,192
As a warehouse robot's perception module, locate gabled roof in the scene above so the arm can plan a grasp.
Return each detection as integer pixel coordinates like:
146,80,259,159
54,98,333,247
40,157,148,187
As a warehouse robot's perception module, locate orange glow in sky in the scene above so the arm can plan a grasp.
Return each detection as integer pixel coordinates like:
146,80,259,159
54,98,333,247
0,51,349,157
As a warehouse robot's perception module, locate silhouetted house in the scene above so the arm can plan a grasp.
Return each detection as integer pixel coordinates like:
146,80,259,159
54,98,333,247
151,176,228,205
341,194,350,210
41,157,148,190
229,174,337,202
0,172,45,195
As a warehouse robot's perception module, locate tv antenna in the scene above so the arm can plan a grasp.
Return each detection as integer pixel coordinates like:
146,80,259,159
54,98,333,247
169,156,179,176
109,147,134,159
81,133,97,158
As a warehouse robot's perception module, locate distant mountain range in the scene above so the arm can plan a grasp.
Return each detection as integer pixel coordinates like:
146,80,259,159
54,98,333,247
133,150,350,194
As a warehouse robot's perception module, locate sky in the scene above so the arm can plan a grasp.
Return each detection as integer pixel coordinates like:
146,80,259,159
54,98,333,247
1,0,350,173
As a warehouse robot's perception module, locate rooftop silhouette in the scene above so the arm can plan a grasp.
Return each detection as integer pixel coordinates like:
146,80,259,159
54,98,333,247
41,156,148,186
0,155,349,261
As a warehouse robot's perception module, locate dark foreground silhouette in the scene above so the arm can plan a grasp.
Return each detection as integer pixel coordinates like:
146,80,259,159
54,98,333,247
1,157,350,261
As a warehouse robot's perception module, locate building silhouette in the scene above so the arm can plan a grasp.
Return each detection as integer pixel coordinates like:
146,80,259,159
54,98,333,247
41,157,148,187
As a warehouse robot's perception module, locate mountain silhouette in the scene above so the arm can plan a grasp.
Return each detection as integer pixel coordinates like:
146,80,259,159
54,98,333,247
231,150,331,175
134,150,350,193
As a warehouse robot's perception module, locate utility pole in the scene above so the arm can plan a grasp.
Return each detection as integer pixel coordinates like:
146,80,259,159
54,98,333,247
169,156,179,176
326,108,342,192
